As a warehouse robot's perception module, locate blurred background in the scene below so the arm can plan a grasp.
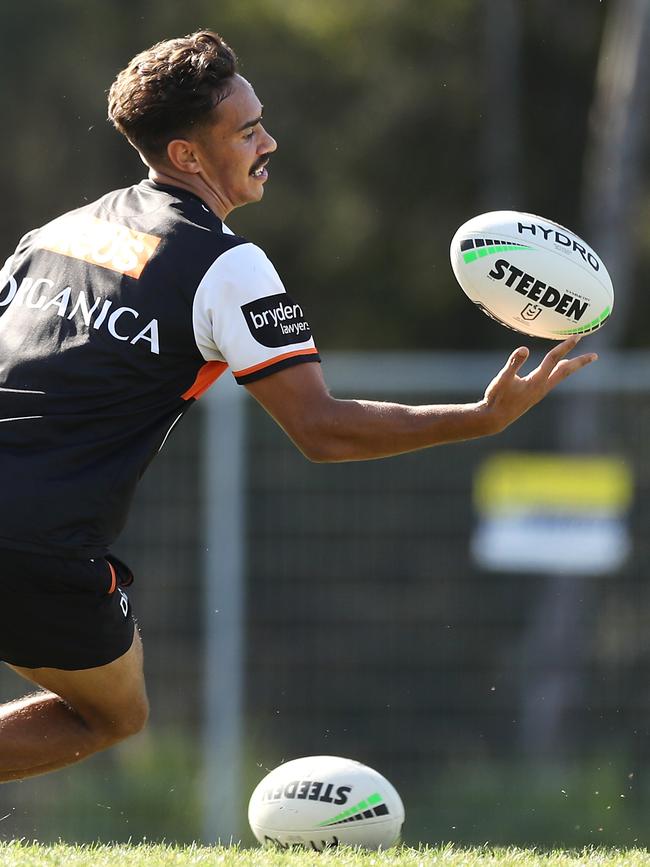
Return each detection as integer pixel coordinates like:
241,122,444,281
1,0,650,850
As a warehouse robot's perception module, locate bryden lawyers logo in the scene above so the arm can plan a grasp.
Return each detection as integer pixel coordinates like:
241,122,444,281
242,293,312,347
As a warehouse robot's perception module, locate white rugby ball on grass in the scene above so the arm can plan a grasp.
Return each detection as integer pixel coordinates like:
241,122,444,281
450,210,613,339
248,755,405,850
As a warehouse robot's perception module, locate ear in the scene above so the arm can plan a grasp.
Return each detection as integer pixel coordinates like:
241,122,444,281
166,139,201,174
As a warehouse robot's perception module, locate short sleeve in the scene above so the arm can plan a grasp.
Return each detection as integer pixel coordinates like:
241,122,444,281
191,243,320,384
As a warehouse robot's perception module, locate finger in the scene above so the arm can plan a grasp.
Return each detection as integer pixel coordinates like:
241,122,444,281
546,351,598,388
538,334,580,375
528,335,581,380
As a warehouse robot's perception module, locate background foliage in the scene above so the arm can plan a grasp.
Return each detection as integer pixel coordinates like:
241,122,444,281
2,1,645,352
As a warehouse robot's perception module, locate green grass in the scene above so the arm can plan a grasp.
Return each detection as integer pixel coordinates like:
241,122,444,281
2,843,650,867
4,743,650,849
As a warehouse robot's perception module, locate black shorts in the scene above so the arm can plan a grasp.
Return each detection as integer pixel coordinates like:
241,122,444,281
0,548,136,671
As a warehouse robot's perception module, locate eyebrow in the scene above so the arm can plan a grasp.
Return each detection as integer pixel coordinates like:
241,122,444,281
236,112,263,133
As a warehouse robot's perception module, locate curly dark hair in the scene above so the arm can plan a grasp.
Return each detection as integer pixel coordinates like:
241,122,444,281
108,30,238,160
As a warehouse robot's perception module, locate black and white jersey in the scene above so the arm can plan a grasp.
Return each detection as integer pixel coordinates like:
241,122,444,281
0,179,319,557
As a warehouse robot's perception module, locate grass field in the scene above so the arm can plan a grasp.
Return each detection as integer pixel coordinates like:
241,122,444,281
2,843,650,867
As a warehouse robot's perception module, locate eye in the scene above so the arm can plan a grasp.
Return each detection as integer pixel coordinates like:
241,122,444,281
244,128,256,140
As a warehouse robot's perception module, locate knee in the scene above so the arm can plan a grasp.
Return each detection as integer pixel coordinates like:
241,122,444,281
88,694,150,746
112,694,150,741
114,695,150,741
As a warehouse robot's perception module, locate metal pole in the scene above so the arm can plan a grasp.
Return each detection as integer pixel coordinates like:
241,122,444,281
201,375,246,844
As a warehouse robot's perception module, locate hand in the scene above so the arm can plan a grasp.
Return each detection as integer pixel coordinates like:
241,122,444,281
481,335,598,433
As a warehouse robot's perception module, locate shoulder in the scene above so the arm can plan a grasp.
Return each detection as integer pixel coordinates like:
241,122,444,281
201,237,280,280
193,239,285,312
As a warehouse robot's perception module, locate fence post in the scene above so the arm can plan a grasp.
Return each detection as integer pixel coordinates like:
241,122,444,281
201,375,246,844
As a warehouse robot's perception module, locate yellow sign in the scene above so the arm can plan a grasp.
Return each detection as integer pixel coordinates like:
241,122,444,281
472,452,633,574
474,452,633,514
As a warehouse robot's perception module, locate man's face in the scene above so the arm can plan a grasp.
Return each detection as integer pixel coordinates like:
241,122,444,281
190,75,277,214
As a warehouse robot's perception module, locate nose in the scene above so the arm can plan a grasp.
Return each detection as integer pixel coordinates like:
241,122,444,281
260,125,277,154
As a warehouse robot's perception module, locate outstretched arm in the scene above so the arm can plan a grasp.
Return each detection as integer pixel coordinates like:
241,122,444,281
244,336,597,463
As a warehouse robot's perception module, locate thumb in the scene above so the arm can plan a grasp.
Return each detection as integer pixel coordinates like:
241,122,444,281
507,346,529,375
486,345,530,399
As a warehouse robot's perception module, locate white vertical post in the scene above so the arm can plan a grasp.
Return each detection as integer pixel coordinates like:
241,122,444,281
201,375,246,844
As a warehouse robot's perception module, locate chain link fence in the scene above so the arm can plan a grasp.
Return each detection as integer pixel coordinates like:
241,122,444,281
1,351,649,847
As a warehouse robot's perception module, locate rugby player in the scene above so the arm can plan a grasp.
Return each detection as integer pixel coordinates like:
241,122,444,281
0,30,597,780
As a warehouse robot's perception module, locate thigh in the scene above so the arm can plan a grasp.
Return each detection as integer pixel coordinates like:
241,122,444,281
7,628,148,727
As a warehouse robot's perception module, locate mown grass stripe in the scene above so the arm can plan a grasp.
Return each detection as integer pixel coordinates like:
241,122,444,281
3,842,650,866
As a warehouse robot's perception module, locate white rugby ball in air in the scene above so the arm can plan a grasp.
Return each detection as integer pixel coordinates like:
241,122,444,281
450,210,613,339
248,755,405,850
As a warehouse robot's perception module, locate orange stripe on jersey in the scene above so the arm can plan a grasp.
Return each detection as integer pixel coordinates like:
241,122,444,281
234,347,319,379
182,360,228,400
107,560,117,594
37,214,161,279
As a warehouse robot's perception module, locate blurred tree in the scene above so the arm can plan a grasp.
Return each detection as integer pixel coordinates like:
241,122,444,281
479,0,522,210
580,0,650,350
518,0,650,759
0,1,615,352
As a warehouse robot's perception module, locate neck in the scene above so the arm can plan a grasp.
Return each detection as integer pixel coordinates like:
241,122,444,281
148,166,231,221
